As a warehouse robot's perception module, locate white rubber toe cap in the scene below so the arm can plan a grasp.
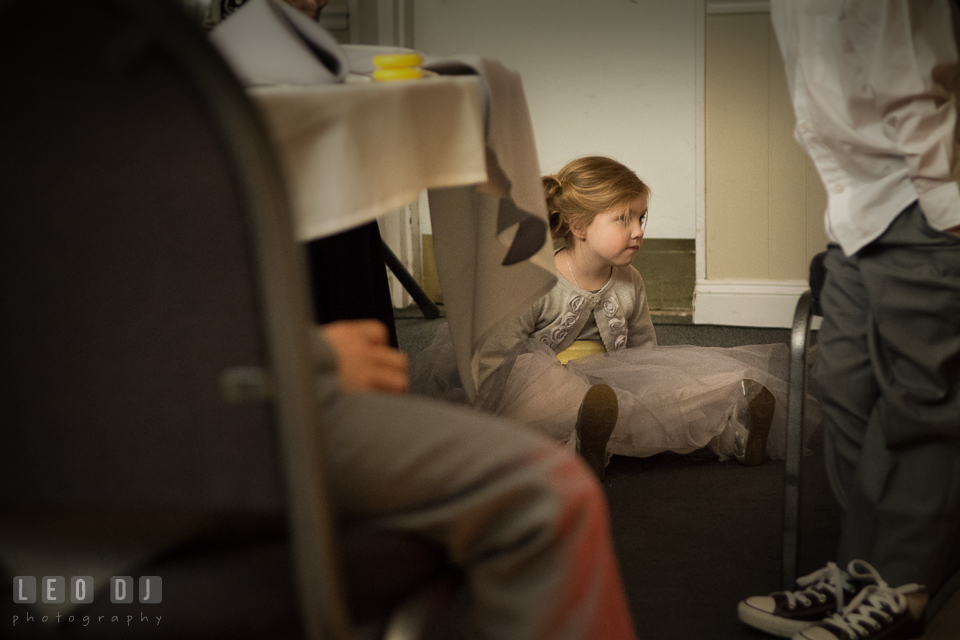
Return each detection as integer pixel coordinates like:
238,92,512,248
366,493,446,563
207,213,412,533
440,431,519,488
793,626,838,640
743,595,776,613
737,597,815,638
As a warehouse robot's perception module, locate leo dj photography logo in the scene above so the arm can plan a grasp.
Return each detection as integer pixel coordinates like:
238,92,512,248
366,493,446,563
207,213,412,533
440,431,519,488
11,576,162,629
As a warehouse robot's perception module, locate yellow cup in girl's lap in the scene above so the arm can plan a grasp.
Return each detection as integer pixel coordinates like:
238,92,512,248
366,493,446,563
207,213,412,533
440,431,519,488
557,340,606,365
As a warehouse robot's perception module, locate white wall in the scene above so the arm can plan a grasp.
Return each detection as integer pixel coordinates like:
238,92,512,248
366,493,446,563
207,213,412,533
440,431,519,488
411,0,698,240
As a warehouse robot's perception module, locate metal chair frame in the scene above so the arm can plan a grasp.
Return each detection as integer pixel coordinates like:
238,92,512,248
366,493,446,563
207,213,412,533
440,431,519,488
781,289,819,590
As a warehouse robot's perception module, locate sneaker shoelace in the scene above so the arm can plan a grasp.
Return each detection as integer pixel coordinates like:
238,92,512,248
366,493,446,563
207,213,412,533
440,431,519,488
781,561,855,610
820,581,919,639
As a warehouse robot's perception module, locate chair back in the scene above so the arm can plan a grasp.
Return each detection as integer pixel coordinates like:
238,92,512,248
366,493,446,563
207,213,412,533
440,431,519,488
0,1,348,637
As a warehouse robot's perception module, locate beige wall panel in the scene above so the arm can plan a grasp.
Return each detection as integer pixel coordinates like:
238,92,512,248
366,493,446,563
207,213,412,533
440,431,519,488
705,13,829,283
705,14,770,279
766,19,809,281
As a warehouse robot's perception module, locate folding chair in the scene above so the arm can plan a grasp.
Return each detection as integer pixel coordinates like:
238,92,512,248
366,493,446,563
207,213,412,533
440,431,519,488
781,252,827,590
0,0,353,636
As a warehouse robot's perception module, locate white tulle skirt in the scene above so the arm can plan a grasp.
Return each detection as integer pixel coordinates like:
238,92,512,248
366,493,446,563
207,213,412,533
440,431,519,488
411,324,821,461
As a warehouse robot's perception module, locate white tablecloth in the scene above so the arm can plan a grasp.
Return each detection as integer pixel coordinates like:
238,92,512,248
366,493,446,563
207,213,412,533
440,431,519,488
251,70,557,399
250,76,488,240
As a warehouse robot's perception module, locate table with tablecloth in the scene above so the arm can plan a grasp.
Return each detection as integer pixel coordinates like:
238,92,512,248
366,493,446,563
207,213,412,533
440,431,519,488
250,62,557,400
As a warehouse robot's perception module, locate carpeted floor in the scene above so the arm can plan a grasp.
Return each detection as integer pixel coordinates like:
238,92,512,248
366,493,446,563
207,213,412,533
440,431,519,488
395,308,960,639
601,324,841,638
603,426,840,639
395,309,843,639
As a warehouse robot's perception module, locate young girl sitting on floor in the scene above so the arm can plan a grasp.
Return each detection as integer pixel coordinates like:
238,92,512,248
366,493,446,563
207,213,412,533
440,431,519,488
414,156,818,478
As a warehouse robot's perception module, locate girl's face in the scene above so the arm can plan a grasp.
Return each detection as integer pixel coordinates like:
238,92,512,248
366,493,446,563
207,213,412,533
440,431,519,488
576,194,647,267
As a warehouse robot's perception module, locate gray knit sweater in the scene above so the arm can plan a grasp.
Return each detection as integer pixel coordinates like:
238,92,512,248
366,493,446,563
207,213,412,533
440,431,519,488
476,264,658,387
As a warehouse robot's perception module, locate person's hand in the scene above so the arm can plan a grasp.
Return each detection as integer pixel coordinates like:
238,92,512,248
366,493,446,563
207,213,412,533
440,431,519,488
279,0,327,21
320,320,409,394
946,224,960,239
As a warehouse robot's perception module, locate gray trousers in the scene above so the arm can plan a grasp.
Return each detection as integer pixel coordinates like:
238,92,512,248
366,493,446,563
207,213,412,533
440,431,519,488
817,202,960,592
319,385,637,640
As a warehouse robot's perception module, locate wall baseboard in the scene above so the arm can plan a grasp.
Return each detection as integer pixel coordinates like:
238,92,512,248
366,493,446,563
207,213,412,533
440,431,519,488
421,233,442,304
633,238,695,314
706,1,770,15
694,279,812,328
424,235,817,330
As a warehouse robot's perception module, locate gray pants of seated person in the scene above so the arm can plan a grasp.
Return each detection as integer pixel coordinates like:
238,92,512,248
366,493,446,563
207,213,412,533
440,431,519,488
316,380,637,640
817,202,960,593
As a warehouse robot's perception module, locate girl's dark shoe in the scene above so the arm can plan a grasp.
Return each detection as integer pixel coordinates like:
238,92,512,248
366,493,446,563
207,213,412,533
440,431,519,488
732,379,775,466
575,384,618,480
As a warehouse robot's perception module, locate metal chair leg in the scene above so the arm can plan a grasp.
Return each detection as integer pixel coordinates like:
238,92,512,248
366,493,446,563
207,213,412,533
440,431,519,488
382,240,441,320
782,289,815,590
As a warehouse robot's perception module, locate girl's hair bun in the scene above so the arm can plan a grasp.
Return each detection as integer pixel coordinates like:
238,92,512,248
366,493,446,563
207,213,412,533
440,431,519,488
542,175,566,236
542,175,562,201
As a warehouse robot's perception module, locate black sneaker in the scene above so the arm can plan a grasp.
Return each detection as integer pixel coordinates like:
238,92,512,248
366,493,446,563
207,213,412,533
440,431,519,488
738,560,876,637
575,384,618,480
794,578,925,640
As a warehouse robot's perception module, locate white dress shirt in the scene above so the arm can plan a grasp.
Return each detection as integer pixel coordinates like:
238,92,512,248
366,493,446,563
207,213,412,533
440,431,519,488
772,0,960,255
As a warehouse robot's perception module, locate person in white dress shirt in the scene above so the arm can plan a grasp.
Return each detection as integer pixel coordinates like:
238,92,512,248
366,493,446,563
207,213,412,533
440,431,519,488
738,2,960,639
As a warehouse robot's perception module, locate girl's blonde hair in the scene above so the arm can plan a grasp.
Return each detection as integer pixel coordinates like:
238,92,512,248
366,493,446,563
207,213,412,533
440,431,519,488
543,156,649,242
